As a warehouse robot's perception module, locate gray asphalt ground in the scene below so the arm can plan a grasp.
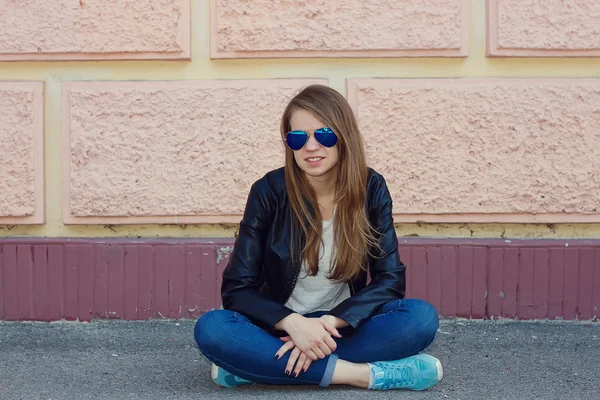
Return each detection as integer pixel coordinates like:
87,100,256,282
0,318,598,400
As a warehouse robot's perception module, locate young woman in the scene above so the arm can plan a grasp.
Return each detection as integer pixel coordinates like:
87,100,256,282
194,85,441,391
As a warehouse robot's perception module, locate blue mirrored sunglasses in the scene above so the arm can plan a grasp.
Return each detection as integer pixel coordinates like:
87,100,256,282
285,127,338,151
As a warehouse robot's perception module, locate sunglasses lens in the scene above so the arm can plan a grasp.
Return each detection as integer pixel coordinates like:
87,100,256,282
286,131,308,150
314,128,338,147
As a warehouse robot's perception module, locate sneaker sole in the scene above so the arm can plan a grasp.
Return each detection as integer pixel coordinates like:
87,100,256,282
211,363,219,381
436,359,443,382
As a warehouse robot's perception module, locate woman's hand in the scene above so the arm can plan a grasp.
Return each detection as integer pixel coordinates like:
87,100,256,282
319,314,349,329
275,314,342,360
275,336,313,376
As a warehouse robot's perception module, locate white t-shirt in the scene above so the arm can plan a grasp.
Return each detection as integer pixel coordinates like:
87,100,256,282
284,217,351,315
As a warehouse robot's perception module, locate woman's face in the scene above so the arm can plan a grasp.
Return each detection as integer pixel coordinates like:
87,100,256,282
289,108,340,182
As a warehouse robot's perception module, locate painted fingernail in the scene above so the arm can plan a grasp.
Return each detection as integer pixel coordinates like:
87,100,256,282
294,372,299,377
285,370,290,375
274,355,279,360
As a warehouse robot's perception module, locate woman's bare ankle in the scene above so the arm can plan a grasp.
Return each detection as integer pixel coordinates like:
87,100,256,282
330,359,370,388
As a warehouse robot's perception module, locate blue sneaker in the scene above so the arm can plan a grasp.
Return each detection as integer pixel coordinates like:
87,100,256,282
371,354,443,391
211,363,254,388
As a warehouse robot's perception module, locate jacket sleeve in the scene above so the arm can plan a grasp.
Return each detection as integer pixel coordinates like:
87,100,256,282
328,175,406,328
220,180,296,330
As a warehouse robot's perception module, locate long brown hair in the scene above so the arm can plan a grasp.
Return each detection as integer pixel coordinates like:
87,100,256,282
280,84,381,282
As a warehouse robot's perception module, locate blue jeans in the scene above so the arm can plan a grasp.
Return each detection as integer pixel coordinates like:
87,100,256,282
194,298,439,387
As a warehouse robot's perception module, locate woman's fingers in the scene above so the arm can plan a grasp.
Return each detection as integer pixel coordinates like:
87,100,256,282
279,336,292,342
285,347,301,375
305,349,318,361
313,346,326,359
318,341,332,356
293,352,307,377
302,357,312,373
319,319,342,338
275,340,296,360
324,336,338,352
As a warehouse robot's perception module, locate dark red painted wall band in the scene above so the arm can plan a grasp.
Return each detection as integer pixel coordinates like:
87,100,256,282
0,238,599,322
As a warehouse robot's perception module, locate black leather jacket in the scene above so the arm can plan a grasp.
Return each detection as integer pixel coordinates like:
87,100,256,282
221,167,406,331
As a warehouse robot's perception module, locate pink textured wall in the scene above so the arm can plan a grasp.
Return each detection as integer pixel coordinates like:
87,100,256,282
0,82,45,224
212,0,469,58
488,0,600,56
62,80,326,224
0,0,190,60
347,79,600,223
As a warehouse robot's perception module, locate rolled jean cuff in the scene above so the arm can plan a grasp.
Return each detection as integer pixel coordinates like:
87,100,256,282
319,353,339,388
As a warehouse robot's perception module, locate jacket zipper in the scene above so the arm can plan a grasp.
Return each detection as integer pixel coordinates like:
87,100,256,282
283,255,301,304
283,221,303,304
